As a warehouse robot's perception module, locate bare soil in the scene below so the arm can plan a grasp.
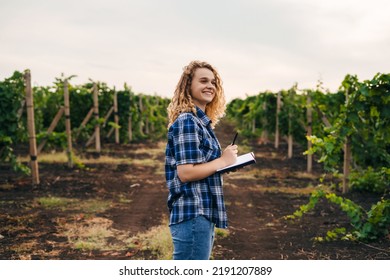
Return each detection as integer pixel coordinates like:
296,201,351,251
1,120,389,260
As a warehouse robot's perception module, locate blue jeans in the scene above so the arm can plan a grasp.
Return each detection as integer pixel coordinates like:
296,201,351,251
169,215,215,260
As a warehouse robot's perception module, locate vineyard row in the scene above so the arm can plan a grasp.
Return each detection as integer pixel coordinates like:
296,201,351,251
1,70,389,194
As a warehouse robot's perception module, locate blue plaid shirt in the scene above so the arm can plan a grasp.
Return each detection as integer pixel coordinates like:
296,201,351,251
165,107,228,228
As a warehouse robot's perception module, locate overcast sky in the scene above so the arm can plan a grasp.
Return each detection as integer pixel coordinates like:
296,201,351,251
1,0,389,100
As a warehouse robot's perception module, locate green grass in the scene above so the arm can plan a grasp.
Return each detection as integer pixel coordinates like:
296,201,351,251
127,222,173,260
64,217,117,251
36,197,75,208
36,196,111,213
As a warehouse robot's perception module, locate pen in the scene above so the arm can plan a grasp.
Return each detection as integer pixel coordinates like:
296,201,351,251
232,132,238,145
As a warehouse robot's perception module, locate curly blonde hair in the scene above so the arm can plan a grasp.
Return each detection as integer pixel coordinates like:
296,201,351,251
167,61,226,128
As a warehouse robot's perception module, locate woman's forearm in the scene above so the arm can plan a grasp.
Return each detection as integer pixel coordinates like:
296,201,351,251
177,145,238,183
177,158,226,183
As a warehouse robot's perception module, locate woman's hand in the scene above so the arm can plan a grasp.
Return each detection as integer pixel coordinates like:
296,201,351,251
220,144,238,167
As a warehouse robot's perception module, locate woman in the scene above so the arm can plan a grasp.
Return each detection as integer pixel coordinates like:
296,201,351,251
165,60,238,260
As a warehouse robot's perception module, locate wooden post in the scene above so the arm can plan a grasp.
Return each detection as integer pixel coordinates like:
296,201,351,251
316,107,332,128
306,93,313,173
343,138,351,193
139,95,145,135
113,88,119,144
287,91,293,159
128,114,133,142
37,107,65,154
342,90,351,194
145,96,150,135
24,70,40,185
80,108,94,127
128,94,133,142
86,106,113,147
275,92,281,149
260,100,269,144
151,96,157,133
93,83,101,153
287,136,293,158
17,100,26,119
102,106,114,126
64,79,73,168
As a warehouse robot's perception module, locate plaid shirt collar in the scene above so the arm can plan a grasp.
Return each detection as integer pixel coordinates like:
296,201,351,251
195,106,212,127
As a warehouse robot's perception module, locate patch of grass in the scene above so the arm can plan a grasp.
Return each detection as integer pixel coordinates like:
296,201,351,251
82,155,132,165
293,171,319,180
128,222,173,260
131,158,159,167
248,185,320,195
118,194,132,204
64,217,117,251
18,152,68,163
215,228,230,238
36,196,111,213
79,200,111,213
73,225,112,250
37,197,75,208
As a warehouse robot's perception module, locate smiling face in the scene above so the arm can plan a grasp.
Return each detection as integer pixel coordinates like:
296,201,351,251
190,67,216,111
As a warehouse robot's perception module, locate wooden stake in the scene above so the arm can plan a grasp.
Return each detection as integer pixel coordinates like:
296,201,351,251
316,107,332,128
288,135,293,158
85,131,96,147
275,92,281,149
37,107,65,154
342,90,351,193
260,100,269,144
128,114,133,142
139,95,144,135
81,108,94,127
128,94,133,142
17,99,26,119
151,97,157,133
93,83,101,153
103,106,114,126
306,93,312,173
113,89,119,144
106,127,115,138
343,138,351,194
24,70,40,185
86,106,113,147
64,79,73,168
287,91,293,159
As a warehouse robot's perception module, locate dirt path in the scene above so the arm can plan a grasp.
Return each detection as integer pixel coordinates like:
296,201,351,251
0,120,389,260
